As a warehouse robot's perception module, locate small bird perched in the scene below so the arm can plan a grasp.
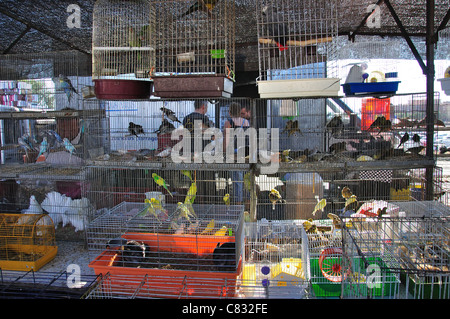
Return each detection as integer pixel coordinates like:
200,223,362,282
138,198,159,220
341,186,352,200
223,193,230,206
37,137,48,158
377,207,387,218
369,116,392,134
128,122,145,137
201,219,215,234
152,173,173,197
181,170,193,182
175,202,196,223
58,74,77,102
178,0,219,19
160,106,181,124
397,132,409,149
312,197,327,216
268,188,282,210
63,137,76,156
344,195,358,212
282,119,302,137
262,5,289,52
154,119,175,135
185,182,197,205
412,133,421,143
214,225,228,236
326,115,344,136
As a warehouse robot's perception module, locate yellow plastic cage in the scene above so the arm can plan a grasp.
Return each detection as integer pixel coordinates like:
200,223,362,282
0,213,57,271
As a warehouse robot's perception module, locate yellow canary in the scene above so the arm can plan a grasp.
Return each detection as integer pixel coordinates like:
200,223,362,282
312,198,327,216
269,188,282,210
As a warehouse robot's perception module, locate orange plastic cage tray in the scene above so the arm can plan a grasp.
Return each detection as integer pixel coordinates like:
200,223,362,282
89,232,241,298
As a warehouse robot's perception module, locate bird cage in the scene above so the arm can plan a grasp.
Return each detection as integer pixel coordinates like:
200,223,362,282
345,216,450,299
151,0,236,98
88,200,244,298
240,220,308,298
256,0,340,98
0,213,57,271
92,0,155,100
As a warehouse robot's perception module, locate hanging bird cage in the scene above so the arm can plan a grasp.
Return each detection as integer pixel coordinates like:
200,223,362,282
256,0,340,98
151,0,236,98
92,0,156,100
0,213,57,271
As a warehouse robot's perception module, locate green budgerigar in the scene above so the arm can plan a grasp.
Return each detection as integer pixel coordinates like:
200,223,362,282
152,173,173,197
185,182,197,205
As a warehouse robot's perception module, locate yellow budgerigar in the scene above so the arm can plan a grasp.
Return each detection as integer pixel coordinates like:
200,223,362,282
214,225,228,236
201,219,215,235
223,193,230,206
138,198,159,220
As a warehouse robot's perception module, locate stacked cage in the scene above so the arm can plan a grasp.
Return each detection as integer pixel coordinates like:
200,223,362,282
87,191,244,298
92,0,155,99
255,0,340,98
0,213,57,271
240,220,308,298
345,215,450,299
152,0,236,98
0,51,103,241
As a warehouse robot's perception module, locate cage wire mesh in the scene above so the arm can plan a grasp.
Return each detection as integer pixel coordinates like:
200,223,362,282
86,186,245,298
0,51,96,166
152,0,236,98
240,220,308,298
92,0,156,82
342,216,450,299
83,98,258,165
255,0,340,98
0,269,99,299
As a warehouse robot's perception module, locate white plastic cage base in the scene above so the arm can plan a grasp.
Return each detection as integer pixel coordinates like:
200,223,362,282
257,78,341,98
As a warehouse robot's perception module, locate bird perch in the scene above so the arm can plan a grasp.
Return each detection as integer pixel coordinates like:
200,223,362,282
258,36,333,47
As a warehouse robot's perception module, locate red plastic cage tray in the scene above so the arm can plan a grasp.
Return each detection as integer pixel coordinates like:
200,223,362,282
94,79,152,100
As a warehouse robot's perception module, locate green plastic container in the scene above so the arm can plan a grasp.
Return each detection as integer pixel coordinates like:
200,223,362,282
310,256,400,298
210,49,226,59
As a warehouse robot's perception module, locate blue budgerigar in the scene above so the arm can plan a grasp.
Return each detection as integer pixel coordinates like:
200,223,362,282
63,137,76,155
58,74,77,102
37,137,48,158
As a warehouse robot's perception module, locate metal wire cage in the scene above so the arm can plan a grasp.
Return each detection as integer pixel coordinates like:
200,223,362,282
255,0,340,98
241,220,308,298
0,213,57,271
92,0,155,99
343,216,450,299
152,0,236,98
86,196,244,298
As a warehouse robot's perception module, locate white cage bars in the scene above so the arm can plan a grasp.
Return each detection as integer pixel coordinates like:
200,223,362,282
92,0,155,99
151,0,235,98
240,220,308,298
255,0,340,98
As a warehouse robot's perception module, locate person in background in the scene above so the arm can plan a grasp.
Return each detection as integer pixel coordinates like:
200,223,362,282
182,100,215,203
223,102,250,205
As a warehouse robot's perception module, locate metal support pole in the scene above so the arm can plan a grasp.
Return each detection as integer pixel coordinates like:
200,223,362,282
425,0,436,200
